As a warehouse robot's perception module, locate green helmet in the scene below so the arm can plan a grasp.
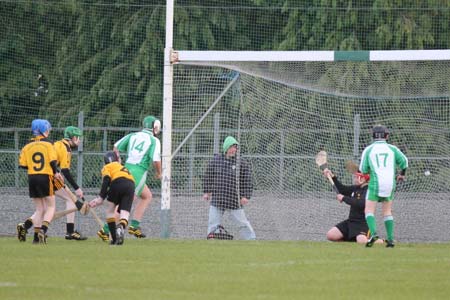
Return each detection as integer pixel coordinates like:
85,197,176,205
64,126,83,139
222,136,239,153
143,116,157,129
142,115,161,134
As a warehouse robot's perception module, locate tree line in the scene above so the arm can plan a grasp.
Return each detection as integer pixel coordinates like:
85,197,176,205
0,0,449,130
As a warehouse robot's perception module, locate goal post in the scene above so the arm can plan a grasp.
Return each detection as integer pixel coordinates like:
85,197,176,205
161,0,174,238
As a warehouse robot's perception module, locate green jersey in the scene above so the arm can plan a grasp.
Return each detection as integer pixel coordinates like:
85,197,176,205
359,140,408,198
114,129,161,171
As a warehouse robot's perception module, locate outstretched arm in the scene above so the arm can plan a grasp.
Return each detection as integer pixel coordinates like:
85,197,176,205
60,168,82,197
323,168,352,195
341,195,365,209
98,176,111,200
332,177,354,196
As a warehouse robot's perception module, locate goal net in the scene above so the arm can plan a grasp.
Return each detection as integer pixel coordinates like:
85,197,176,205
168,51,450,242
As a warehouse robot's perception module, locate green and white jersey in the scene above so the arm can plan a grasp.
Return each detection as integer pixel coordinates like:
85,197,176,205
114,129,161,170
359,140,408,198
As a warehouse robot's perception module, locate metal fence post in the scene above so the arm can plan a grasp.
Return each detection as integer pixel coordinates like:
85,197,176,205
189,134,195,192
279,130,285,190
76,111,84,230
15,130,19,188
353,114,360,160
213,113,220,154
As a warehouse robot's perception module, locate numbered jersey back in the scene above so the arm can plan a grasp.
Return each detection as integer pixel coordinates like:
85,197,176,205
101,161,134,182
360,141,408,197
19,138,57,175
115,131,157,169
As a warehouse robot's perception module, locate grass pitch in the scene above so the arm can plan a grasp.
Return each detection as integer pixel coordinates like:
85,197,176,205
1,238,450,300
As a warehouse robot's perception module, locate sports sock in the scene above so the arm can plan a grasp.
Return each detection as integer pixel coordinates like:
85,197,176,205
130,220,140,228
365,213,377,237
119,219,128,229
103,223,110,234
41,221,49,233
107,218,116,242
66,223,74,234
34,228,40,242
384,215,394,241
24,218,33,230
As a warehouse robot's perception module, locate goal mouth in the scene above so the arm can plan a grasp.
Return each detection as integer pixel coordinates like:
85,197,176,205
168,50,450,241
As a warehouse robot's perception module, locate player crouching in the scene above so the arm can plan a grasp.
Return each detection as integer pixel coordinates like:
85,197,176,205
89,151,135,245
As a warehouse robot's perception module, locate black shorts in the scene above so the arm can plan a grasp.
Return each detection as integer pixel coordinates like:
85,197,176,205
28,174,54,198
106,178,134,212
335,220,368,241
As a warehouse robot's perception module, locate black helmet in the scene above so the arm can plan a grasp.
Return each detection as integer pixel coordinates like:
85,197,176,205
104,151,119,164
372,124,389,139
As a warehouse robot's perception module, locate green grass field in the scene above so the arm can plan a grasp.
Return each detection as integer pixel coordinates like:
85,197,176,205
1,238,450,300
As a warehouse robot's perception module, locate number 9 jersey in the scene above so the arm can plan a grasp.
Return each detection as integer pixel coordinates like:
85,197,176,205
19,136,58,175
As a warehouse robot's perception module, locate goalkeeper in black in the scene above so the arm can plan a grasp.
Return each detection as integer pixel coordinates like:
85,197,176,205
323,168,384,244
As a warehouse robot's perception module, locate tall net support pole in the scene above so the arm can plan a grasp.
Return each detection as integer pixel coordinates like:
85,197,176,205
161,0,174,238
76,111,84,232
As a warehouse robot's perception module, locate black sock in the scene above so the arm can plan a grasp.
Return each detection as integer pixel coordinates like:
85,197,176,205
24,218,33,230
41,221,49,233
66,223,74,234
34,228,40,241
107,218,116,242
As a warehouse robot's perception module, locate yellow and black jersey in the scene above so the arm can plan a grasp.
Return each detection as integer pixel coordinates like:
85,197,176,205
54,138,80,191
19,136,57,176
101,162,134,183
54,139,72,168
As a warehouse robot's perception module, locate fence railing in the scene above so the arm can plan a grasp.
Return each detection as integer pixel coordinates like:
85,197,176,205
1,126,448,191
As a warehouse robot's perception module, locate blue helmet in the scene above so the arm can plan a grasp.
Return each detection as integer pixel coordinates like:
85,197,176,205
31,119,51,136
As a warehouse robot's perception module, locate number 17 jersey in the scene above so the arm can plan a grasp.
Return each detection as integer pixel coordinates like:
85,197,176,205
359,140,408,198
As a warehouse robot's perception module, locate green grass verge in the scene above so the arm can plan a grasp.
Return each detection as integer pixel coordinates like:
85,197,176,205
1,238,450,300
